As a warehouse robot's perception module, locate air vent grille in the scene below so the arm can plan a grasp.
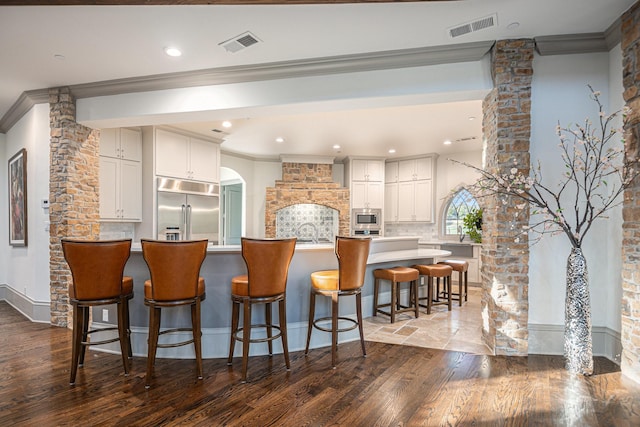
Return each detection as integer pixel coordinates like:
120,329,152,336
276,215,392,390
220,31,261,53
448,14,497,38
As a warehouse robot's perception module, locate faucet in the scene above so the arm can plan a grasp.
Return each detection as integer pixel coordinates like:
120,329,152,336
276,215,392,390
458,225,465,242
296,222,318,243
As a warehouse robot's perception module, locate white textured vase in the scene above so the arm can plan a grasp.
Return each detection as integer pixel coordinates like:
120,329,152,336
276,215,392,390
564,247,594,375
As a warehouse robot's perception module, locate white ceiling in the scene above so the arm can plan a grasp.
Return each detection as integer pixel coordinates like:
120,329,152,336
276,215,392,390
0,0,636,160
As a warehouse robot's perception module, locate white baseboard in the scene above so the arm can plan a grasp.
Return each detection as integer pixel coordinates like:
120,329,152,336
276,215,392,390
0,284,50,323
528,323,622,365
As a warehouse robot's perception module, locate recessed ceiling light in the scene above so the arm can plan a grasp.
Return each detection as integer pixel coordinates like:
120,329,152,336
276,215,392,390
53,54,65,61
443,140,452,145
507,22,520,30
388,149,396,154
468,116,476,121
275,137,284,143
164,47,182,57
222,121,232,128
333,144,341,150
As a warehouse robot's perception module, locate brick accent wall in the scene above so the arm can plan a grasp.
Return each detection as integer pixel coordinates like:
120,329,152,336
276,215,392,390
481,40,533,355
265,162,350,237
621,1,640,383
48,87,100,327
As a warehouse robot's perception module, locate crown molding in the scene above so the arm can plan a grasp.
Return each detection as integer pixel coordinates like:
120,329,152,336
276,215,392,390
604,17,622,49
534,32,609,56
0,40,493,133
0,89,49,133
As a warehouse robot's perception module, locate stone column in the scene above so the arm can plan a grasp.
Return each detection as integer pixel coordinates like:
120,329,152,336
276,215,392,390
481,40,533,355
49,87,100,327
621,1,640,384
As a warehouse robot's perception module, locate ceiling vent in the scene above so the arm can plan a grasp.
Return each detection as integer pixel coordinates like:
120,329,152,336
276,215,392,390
448,13,497,38
220,31,261,53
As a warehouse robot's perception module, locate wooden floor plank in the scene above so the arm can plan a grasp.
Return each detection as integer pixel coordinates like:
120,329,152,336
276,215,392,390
1,301,640,426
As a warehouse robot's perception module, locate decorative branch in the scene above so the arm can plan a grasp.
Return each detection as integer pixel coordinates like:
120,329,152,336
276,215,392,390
452,86,639,249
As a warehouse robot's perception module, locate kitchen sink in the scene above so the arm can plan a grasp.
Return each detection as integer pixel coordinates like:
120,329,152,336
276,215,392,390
439,243,474,258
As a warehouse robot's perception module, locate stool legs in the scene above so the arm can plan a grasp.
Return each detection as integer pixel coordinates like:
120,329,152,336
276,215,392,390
241,300,251,383
304,292,316,354
279,299,291,371
145,306,161,389
356,292,366,357
373,278,419,322
331,292,339,368
191,301,203,380
228,300,240,365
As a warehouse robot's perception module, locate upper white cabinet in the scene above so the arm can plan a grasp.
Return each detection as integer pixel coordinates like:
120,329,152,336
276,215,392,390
351,159,384,182
346,158,385,209
155,128,220,183
385,161,398,184
398,157,432,181
100,128,142,161
385,155,436,223
99,128,142,221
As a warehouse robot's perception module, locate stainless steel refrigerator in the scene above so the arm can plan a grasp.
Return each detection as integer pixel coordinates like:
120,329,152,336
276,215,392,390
157,178,220,244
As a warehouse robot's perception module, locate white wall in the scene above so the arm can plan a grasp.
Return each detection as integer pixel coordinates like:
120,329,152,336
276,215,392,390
529,51,622,333
3,103,51,302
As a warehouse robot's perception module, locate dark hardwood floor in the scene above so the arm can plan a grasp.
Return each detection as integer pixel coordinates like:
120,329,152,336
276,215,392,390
1,301,639,426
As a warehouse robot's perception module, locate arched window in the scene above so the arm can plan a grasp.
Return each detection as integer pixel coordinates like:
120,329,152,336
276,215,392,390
443,188,480,236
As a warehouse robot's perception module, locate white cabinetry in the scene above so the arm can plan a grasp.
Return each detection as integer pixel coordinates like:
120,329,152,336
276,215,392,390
352,159,384,182
99,128,142,221
155,128,219,183
352,181,383,209
385,155,435,223
398,179,432,222
347,158,385,209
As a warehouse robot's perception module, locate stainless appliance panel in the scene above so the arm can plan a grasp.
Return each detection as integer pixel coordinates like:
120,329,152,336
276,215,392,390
187,194,219,243
351,208,382,231
157,178,220,243
158,192,187,239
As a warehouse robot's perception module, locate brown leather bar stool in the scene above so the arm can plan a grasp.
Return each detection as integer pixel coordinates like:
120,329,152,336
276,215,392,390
305,236,371,369
373,266,419,323
141,239,208,389
228,237,296,383
412,264,453,314
439,259,469,306
61,238,133,386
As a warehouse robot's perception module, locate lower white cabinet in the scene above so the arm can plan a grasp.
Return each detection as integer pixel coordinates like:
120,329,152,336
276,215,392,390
100,157,142,221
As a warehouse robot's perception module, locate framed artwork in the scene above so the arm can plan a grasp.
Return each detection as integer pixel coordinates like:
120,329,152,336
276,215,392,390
8,148,27,246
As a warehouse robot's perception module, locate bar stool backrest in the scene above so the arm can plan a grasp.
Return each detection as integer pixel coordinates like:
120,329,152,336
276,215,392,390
336,236,371,291
62,239,132,301
241,237,296,298
141,239,208,301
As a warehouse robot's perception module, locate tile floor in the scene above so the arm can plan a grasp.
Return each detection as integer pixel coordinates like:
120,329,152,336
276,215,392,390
363,286,493,355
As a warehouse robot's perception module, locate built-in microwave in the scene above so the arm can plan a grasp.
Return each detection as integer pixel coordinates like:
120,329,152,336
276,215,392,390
352,208,382,235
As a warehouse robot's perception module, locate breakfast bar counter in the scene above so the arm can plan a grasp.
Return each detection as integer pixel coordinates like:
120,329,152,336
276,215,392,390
99,236,449,359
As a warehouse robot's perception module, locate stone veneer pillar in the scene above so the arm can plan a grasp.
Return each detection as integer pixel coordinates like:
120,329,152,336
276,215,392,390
49,87,100,327
481,40,533,355
621,1,640,383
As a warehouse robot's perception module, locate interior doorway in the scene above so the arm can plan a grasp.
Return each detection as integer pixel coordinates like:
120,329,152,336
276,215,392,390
220,167,245,245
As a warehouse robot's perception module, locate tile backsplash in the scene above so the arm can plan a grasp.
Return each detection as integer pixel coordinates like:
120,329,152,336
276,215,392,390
276,203,338,243
100,222,135,240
